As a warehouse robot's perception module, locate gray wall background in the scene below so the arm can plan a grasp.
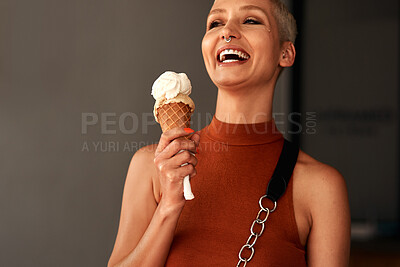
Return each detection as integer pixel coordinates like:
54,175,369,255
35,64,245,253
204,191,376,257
0,0,292,266
1,0,398,266
1,1,214,266
301,0,399,227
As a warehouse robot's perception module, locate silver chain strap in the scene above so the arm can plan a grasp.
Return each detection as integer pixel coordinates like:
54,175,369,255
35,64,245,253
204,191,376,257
236,195,277,267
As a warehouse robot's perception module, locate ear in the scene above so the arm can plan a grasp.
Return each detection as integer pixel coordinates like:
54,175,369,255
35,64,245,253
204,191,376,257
279,42,296,68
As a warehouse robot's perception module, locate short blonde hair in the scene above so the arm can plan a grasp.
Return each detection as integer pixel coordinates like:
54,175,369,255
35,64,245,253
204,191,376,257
270,0,297,44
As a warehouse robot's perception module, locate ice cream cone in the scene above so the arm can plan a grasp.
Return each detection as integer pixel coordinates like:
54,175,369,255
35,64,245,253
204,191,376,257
156,102,192,132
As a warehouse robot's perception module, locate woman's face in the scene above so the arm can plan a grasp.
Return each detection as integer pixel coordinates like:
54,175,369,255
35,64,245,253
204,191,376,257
202,0,282,90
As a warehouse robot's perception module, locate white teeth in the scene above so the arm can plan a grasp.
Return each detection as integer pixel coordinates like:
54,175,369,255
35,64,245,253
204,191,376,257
223,59,239,63
219,49,250,62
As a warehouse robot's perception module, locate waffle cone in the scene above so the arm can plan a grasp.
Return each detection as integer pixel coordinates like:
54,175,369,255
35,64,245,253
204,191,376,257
156,102,192,132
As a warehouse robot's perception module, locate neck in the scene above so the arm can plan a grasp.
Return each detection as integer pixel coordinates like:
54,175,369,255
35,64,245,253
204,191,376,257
215,84,275,124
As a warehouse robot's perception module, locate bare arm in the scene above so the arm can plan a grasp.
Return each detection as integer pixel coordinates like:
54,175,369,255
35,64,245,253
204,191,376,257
108,128,199,267
306,165,351,266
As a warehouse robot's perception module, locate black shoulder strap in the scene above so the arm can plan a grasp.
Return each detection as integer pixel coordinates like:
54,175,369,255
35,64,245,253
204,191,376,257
266,139,299,202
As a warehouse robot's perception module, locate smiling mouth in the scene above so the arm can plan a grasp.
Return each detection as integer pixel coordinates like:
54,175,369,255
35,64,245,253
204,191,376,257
217,49,250,63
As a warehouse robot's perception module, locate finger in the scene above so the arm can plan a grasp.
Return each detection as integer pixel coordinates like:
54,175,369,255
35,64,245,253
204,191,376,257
190,132,200,147
172,150,198,167
158,162,196,184
155,127,195,156
176,163,196,179
158,138,196,159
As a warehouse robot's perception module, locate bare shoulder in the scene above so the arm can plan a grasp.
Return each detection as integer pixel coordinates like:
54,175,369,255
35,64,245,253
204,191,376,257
294,150,348,200
132,143,158,162
293,149,350,227
129,143,160,201
123,143,159,204
126,144,157,182
292,149,350,250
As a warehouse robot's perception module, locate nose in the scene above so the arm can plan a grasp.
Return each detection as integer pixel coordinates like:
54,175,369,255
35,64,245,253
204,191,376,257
220,20,241,42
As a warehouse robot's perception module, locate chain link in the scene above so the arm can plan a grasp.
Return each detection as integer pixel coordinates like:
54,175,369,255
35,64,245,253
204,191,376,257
236,195,277,267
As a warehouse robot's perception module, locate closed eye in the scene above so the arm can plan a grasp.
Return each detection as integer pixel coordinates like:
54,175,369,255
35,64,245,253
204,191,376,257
244,18,261,25
208,21,223,30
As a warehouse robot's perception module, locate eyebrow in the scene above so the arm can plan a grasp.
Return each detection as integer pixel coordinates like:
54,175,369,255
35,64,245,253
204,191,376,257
208,8,225,18
207,5,269,19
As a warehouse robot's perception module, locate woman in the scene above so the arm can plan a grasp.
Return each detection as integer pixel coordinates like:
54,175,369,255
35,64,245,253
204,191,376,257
108,0,351,266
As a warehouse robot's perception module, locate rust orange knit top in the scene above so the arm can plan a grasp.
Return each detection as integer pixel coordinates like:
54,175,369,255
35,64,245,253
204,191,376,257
165,117,306,266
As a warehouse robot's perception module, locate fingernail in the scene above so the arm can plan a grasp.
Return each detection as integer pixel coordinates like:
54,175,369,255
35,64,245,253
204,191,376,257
184,128,195,133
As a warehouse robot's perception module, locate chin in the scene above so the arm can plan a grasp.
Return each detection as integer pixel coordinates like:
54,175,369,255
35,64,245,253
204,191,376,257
212,73,248,89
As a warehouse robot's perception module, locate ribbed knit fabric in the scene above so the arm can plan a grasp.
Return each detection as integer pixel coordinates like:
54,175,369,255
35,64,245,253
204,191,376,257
165,116,306,266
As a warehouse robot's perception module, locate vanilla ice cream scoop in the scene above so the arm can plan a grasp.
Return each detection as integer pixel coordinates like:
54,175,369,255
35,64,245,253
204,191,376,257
151,71,192,100
152,71,195,123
